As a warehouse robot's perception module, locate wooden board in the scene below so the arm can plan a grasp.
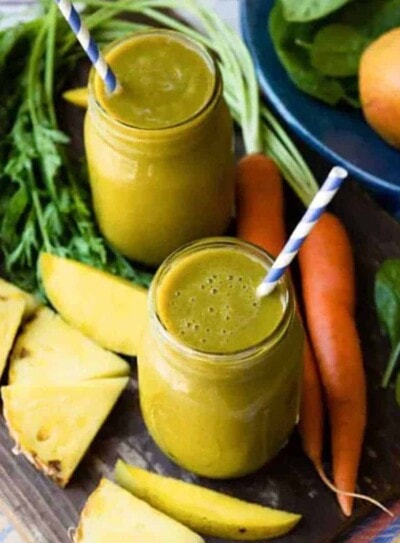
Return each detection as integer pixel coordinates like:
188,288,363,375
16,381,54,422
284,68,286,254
1,90,400,541
0,178,399,543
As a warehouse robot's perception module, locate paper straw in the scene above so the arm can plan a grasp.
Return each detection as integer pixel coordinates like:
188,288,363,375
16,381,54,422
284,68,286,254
256,166,348,298
54,0,119,93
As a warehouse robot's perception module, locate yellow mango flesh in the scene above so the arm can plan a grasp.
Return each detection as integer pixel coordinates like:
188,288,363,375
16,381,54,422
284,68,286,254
39,252,148,356
63,87,88,109
9,307,130,384
75,479,204,543
115,461,301,540
2,378,128,486
0,296,25,380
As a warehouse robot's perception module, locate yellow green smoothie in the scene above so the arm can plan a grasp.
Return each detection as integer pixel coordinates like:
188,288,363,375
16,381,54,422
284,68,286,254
85,31,234,266
138,239,304,478
95,32,215,129
157,247,285,353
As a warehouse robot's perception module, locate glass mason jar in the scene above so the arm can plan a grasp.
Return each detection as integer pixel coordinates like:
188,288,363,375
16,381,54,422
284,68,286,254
84,30,235,267
138,238,304,478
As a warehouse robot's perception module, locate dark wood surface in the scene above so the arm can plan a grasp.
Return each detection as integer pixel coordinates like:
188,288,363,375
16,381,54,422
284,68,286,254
0,90,400,543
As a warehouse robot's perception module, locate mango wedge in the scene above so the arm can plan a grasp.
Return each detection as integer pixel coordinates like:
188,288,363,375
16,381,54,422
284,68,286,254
39,253,148,356
0,277,40,319
63,87,88,109
75,479,204,543
2,378,128,486
115,461,301,540
0,296,25,379
9,307,130,384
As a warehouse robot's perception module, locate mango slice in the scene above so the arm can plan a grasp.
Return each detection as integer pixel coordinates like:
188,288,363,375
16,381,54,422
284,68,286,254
39,252,148,356
2,378,128,486
63,87,88,109
74,479,204,543
115,461,301,541
0,277,40,319
0,296,25,379
9,307,130,385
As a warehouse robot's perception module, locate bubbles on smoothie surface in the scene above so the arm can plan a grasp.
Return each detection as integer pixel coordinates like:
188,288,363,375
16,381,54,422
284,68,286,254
157,248,285,353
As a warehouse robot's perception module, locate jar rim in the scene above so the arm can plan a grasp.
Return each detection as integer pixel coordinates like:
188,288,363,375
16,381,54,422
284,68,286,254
149,237,295,368
88,29,222,133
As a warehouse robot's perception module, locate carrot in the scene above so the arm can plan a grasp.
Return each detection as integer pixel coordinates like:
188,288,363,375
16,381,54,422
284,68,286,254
237,160,391,517
299,340,325,469
299,212,366,516
236,153,325,472
236,154,285,256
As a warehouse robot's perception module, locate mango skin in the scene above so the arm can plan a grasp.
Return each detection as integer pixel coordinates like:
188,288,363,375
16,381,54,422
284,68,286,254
360,29,400,149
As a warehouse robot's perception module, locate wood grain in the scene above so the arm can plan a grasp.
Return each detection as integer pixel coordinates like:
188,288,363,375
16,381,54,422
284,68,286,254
0,180,399,543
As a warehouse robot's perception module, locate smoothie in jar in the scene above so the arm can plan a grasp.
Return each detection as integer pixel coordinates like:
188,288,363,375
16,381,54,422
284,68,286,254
85,31,234,266
138,238,304,478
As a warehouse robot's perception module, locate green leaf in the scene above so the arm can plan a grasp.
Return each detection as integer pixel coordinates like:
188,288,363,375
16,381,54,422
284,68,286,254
279,0,353,22
269,3,351,106
310,24,369,77
338,0,400,40
0,185,29,247
375,260,400,387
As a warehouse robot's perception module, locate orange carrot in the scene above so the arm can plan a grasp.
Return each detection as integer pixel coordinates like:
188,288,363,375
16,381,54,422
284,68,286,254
299,212,367,516
236,153,325,471
236,154,285,256
299,340,325,469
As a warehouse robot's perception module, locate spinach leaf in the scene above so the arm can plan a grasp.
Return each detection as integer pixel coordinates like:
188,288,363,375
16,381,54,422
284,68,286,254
279,0,353,22
269,3,357,106
310,24,368,77
375,259,400,387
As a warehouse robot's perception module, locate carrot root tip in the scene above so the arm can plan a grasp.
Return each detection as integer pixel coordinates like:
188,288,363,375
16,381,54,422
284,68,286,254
315,464,394,518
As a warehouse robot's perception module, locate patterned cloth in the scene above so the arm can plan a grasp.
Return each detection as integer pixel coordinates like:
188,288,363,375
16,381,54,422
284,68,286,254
0,1,398,542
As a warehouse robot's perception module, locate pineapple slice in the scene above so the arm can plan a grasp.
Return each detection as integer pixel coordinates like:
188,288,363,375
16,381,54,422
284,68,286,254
0,296,25,379
0,278,40,319
2,378,128,486
74,479,204,543
9,307,130,385
40,252,148,356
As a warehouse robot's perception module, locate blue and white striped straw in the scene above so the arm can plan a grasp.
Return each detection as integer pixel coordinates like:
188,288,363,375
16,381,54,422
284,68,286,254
256,166,348,298
55,0,119,93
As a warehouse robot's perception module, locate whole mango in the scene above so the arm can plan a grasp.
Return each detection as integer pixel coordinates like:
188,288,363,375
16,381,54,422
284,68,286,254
359,28,400,149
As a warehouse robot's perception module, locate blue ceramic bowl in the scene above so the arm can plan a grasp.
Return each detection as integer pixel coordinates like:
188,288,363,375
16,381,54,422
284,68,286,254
241,0,400,215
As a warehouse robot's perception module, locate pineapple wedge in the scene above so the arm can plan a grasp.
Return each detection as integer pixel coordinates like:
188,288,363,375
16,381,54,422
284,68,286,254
2,378,128,486
0,296,25,379
0,278,40,319
74,479,204,543
115,461,301,541
63,87,88,109
9,307,130,384
40,253,148,356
